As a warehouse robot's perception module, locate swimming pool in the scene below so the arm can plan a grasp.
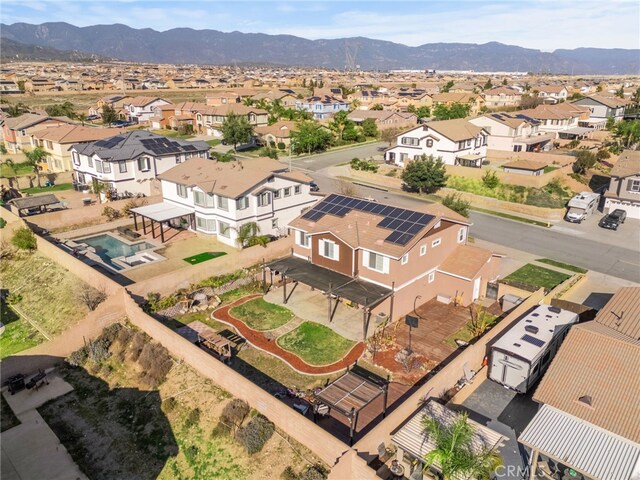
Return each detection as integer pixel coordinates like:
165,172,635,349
77,234,156,270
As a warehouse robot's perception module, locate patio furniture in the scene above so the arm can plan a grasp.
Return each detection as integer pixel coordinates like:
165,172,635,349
390,460,404,479
293,401,310,416
82,197,93,206
7,374,26,395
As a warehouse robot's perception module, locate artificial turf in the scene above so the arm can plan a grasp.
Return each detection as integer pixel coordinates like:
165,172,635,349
182,251,227,265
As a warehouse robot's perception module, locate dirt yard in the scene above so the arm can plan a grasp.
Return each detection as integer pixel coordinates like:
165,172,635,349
38,323,325,480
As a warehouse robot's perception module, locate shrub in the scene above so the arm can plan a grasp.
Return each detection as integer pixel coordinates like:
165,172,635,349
162,397,178,413
196,269,247,289
281,466,299,480
11,227,36,250
101,322,122,342
128,331,146,362
76,284,107,311
481,170,500,189
442,193,471,217
7,292,23,304
87,338,111,363
236,414,275,454
566,139,580,149
67,346,89,367
0,218,6,229
221,398,250,432
300,465,329,480
137,342,173,387
402,155,448,194
277,142,286,150
102,206,122,220
596,149,611,161
572,150,597,175
184,407,201,429
121,198,147,216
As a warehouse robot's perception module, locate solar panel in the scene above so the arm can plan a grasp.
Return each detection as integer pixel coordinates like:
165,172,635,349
334,207,349,217
387,208,404,219
407,211,423,223
379,206,394,216
398,210,413,220
360,202,376,212
395,233,414,245
396,221,414,233
387,219,403,230
521,334,545,348
371,204,386,214
377,217,394,229
416,213,434,226
385,230,403,243
407,223,424,234
337,196,352,206
345,198,360,208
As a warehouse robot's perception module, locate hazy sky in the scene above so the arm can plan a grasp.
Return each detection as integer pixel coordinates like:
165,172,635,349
2,0,639,51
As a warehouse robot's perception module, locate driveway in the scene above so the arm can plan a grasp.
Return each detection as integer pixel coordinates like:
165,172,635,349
450,375,539,478
550,213,640,251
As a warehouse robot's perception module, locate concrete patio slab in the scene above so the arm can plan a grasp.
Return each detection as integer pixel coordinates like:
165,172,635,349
3,369,73,416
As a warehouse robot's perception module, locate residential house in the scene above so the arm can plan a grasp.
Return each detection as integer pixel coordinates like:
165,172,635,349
254,121,297,148
536,85,568,104
572,95,629,125
0,80,21,94
603,150,640,218
518,103,591,139
157,157,317,247
251,89,299,108
89,95,132,118
469,112,552,152
348,110,418,130
70,131,210,196
29,125,123,173
122,96,171,123
56,79,83,91
431,92,485,115
205,89,257,106
392,88,433,112
519,287,640,480
295,94,350,120
24,77,58,93
482,87,522,109
286,194,501,324
385,119,488,168
149,101,206,131
193,104,268,137
2,114,69,153
347,90,395,110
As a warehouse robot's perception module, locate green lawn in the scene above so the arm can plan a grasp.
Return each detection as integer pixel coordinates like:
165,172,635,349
502,264,571,290
206,139,221,147
0,301,45,359
21,183,73,194
182,251,226,265
543,166,559,174
1,162,33,178
277,322,356,366
230,298,293,331
536,259,588,274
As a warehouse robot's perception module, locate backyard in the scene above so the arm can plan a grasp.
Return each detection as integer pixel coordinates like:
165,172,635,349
277,322,356,366
502,263,571,291
230,297,294,331
39,323,326,480
21,183,73,194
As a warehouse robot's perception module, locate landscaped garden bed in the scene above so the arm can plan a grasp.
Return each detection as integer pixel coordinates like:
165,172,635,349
536,258,588,274
501,264,571,291
277,322,356,366
229,297,294,331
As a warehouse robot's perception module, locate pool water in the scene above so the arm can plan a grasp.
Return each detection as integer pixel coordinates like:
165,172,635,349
80,234,154,267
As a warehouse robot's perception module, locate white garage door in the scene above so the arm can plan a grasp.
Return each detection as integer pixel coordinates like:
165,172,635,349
605,199,640,219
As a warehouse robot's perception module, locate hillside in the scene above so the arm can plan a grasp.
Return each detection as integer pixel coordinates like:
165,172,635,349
1,22,638,73
0,37,113,62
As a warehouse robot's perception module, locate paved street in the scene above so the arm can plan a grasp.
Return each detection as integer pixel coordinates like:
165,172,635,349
287,141,386,172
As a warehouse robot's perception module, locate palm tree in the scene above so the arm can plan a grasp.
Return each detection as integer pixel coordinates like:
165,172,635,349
6,102,29,117
422,410,502,480
24,147,47,188
224,222,270,249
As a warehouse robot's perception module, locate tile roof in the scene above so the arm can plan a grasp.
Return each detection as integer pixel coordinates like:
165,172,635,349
31,125,123,144
437,244,493,280
483,87,521,96
609,150,640,178
4,113,51,130
254,121,297,138
519,102,590,120
158,157,310,198
577,95,630,109
126,96,168,107
593,286,640,340
424,118,485,142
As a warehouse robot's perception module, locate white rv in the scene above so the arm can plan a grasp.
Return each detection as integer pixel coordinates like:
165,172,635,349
565,192,600,223
489,305,578,393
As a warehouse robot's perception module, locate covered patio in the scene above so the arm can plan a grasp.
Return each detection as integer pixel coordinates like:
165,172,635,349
8,194,64,217
130,202,194,243
558,126,594,140
264,256,394,341
455,154,484,168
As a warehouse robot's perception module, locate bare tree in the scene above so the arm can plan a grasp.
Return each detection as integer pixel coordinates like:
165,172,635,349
333,179,360,197
77,284,107,311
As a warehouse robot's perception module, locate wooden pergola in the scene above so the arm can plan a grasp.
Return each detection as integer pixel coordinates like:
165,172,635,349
130,202,194,243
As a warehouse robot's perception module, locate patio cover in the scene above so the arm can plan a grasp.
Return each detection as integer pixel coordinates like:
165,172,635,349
266,256,392,308
514,133,553,145
563,126,594,135
519,404,640,480
130,202,193,222
457,154,483,161
392,400,506,465
9,194,60,211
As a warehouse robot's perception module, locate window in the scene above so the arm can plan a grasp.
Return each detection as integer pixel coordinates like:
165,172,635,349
217,195,229,211
177,184,187,198
294,185,301,194
196,216,217,232
367,252,386,272
274,189,281,199
284,187,291,197
513,145,523,152
119,162,127,173
137,157,151,172
458,141,466,150
458,227,466,243
87,157,94,168
194,191,205,206
432,238,441,247
95,159,103,173
175,155,181,164
271,219,278,229
466,140,471,147
258,192,271,207
426,139,433,148
219,221,230,238
401,253,409,265
72,152,80,166
296,230,311,248
428,272,435,283
236,196,249,210
420,245,427,256
629,179,640,192
401,137,419,146
320,239,339,260
102,162,111,174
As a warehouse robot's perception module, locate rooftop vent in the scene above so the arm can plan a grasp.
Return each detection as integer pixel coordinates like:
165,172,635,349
548,306,562,314
578,395,592,406
524,325,539,334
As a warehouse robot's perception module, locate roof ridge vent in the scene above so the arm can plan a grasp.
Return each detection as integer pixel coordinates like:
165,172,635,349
578,395,592,406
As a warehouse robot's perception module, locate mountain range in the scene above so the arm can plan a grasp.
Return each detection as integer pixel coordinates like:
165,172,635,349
1,22,638,74
0,37,113,62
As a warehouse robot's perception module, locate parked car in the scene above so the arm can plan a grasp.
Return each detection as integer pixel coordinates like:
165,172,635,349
599,209,627,230
309,182,320,192
86,115,100,121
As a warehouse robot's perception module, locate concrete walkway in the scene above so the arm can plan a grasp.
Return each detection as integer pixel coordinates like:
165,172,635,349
1,370,88,480
264,316,304,340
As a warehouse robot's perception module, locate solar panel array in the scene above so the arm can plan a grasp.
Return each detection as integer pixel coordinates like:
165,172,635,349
301,194,434,246
139,137,198,156
521,334,545,348
95,136,124,149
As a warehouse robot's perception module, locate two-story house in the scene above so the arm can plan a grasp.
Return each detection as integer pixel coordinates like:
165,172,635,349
70,131,210,196
431,92,485,115
482,87,523,109
536,85,568,104
282,194,501,328
469,112,552,152
29,125,123,173
2,113,69,153
122,96,171,123
295,95,350,120
519,103,591,139
385,119,488,168
348,110,418,130
157,157,317,246
572,95,629,125
603,150,640,219
193,104,268,137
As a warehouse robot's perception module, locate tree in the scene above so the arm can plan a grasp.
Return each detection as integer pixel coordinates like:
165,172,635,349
596,149,611,161
328,110,350,141
45,101,76,118
102,104,118,125
370,103,384,111
572,150,597,175
11,227,37,250
221,113,254,151
483,79,493,90
5,102,28,117
422,410,502,480
408,105,431,119
1,158,17,176
433,103,469,121
24,147,47,187
440,80,454,93
482,170,500,189
379,126,404,147
230,222,270,248
290,121,333,154
442,193,471,218
615,86,625,99
401,155,448,194
361,118,378,138
502,78,508,85
633,87,640,105
612,120,640,149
